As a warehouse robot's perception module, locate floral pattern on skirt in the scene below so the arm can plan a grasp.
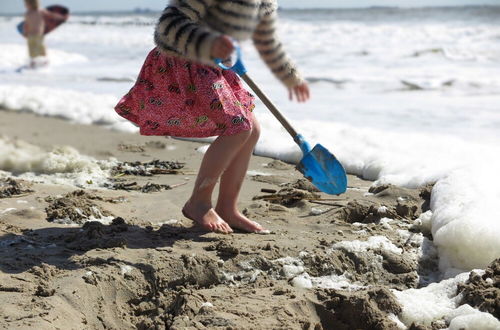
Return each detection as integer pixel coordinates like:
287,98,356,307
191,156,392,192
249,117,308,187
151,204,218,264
115,48,255,137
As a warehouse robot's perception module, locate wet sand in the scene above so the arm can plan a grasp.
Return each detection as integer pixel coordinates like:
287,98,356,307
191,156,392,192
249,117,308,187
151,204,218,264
0,110,496,329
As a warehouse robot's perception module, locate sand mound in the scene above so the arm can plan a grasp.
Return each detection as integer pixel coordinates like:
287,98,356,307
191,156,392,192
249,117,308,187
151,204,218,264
284,178,320,192
64,218,128,250
45,190,114,224
264,159,293,170
254,188,320,207
457,258,500,319
315,287,402,330
108,181,179,193
0,178,33,198
112,160,184,176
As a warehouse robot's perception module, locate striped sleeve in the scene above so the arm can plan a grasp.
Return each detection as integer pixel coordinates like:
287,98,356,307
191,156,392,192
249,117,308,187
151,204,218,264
252,5,303,88
154,0,220,64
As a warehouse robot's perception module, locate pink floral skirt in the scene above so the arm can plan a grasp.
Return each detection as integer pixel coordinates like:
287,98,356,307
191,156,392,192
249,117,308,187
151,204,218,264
115,48,255,137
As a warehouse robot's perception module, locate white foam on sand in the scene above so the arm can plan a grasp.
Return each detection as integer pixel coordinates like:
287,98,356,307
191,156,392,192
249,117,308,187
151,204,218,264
246,170,272,177
272,256,306,280
331,235,403,255
225,255,365,291
393,270,500,329
292,272,365,291
430,167,500,275
414,210,433,235
446,305,500,330
0,136,115,187
52,215,115,226
272,256,365,291
120,265,134,275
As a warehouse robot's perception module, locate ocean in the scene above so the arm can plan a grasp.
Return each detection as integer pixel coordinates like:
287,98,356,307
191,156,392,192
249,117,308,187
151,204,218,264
0,6,499,275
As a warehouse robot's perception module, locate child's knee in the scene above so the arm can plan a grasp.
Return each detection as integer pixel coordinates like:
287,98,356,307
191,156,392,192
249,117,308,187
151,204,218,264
250,119,261,141
233,129,252,142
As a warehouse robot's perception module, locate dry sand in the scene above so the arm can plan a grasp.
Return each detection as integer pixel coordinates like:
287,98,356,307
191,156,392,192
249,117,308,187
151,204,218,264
0,111,497,329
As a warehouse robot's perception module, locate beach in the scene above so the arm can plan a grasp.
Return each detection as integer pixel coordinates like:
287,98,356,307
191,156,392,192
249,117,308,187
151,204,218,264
0,110,498,329
1,5,500,329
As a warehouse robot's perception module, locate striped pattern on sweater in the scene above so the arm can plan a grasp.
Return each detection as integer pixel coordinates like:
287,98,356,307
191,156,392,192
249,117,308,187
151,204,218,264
154,0,303,88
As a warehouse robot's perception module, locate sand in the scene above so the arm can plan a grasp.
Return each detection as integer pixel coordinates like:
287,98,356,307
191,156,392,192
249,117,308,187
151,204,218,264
0,110,497,329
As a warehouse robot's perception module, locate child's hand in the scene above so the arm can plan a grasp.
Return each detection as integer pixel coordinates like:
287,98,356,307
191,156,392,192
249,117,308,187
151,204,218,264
211,35,234,60
289,82,310,103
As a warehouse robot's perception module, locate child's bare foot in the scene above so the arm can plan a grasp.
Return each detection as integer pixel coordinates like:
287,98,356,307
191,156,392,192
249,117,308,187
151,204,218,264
182,201,233,234
216,208,265,233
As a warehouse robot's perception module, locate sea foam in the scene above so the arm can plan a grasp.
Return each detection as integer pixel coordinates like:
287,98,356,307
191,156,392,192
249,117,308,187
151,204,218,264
393,271,500,329
0,136,115,187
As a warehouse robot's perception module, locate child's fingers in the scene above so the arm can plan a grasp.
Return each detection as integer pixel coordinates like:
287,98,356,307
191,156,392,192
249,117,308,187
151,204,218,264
219,35,235,59
211,35,235,59
296,84,310,103
295,88,301,102
221,35,234,50
294,86,303,103
289,84,310,103
289,87,300,102
303,84,310,100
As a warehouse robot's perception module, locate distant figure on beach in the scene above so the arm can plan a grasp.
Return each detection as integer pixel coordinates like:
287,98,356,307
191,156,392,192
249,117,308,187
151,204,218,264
23,0,48,68
115,0,310,234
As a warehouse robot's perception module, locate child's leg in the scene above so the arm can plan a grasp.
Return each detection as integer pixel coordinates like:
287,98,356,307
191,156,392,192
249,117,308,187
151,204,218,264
27,36,36,68
40,37,47,57
39,38,48,66
216,116,264,232
27,36,48,68
183,129,253,233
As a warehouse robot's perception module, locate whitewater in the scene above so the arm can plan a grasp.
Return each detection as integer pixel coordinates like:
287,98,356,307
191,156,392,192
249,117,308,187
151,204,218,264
0,5,499,283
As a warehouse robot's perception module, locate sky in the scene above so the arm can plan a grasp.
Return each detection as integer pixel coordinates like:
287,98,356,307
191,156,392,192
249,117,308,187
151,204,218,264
1,0,500,14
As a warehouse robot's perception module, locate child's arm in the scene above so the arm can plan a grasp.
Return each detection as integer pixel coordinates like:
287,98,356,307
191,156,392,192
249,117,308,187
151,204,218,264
154,0,220,65
252,4,304,90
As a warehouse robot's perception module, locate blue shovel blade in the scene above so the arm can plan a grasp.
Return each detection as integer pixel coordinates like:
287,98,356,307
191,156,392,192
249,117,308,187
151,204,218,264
297,144,347,195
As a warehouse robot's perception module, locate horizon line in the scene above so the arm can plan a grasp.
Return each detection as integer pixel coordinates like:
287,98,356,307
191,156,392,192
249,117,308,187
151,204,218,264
1,4,499,16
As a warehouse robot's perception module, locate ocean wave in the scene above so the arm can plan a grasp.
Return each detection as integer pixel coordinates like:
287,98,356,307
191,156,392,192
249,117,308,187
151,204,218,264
0,85,136,132
96,77,135,83
399,79,455,91
305,77,350,85
0,44,88,70
68,15,156,26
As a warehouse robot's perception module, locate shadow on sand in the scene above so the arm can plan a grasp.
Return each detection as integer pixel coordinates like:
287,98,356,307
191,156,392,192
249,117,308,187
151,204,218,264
0,217,219,275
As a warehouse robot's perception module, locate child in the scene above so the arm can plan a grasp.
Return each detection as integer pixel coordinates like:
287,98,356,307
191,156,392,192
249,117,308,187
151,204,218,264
23,0,47,68
115,0,310,233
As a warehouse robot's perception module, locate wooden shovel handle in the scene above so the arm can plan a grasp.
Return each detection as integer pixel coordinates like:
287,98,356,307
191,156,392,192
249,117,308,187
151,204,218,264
240,73,298,139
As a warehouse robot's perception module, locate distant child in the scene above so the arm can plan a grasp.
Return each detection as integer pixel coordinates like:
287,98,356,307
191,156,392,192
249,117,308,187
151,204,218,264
115,0,310,234
23,0,47,68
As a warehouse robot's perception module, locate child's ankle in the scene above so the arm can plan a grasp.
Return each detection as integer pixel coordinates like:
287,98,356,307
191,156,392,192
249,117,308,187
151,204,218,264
184,198,211,209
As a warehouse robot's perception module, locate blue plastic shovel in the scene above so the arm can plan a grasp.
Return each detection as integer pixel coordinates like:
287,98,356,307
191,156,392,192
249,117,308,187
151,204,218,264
216,47,347,195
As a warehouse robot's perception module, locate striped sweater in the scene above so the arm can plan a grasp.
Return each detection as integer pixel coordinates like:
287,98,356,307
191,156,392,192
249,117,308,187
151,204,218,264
154,0,303,88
